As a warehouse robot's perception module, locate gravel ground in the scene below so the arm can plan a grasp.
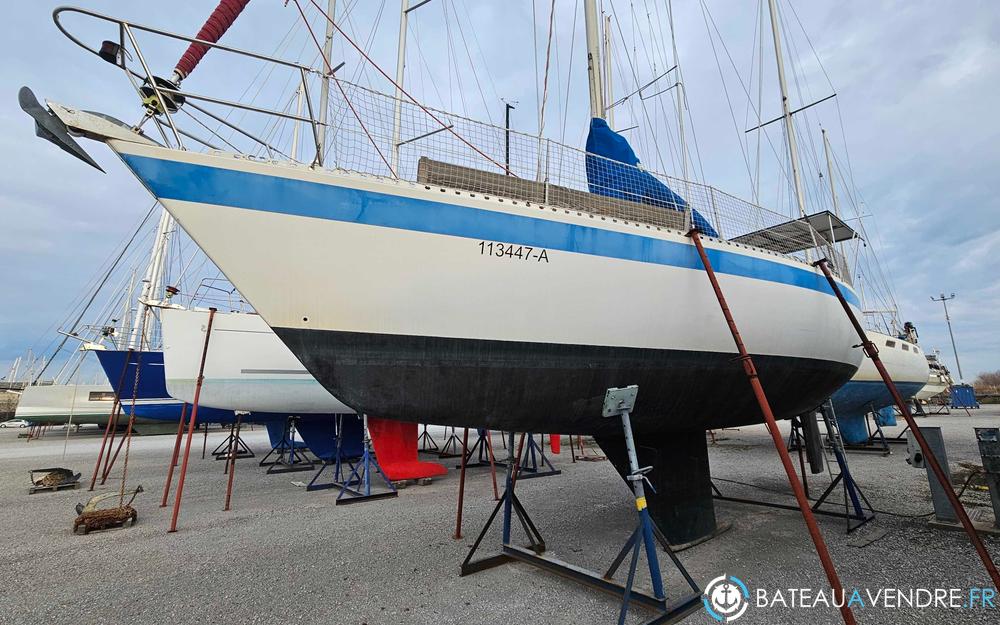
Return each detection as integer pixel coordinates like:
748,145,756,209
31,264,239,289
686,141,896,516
1,410,998,625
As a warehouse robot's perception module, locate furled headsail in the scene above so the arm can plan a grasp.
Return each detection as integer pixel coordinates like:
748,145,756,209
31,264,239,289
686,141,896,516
584,117,718,236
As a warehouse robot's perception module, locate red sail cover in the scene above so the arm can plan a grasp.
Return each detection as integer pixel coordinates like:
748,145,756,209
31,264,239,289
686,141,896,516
174,0,252,80
367,418,447,481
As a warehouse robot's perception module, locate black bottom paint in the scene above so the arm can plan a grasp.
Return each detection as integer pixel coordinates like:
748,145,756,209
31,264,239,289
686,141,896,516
275,328,855,545
595,431,716,546
275,328,856,436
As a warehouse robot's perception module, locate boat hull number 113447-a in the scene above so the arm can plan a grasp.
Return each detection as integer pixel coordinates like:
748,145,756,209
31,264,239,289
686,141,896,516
478,241,550,263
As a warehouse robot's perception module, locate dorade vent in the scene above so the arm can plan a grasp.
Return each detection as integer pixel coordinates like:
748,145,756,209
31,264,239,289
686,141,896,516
416,157,687,231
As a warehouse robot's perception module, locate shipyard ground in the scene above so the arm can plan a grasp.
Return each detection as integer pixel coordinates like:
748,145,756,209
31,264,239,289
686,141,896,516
2,409,999,625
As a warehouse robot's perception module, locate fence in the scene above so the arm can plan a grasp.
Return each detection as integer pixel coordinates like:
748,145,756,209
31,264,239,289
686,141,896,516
324,81,848,278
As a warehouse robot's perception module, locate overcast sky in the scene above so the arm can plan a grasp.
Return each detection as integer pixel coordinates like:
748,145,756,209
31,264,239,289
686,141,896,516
1,0,997,383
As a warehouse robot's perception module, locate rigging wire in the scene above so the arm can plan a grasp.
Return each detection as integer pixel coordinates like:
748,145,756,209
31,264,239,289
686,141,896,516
558,1,580,145
30,203,158,384
304,0,515,175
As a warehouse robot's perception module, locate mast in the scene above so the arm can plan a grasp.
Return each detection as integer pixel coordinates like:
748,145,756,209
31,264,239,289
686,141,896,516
766,0,807,220
667,0,688,182
390,0,410,173
583,0,606,119
316,0,337,165
822,128,840,218
603,14,614,128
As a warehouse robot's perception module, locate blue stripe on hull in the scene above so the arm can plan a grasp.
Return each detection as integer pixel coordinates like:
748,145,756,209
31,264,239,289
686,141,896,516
831,380,926,444
121,154,860,307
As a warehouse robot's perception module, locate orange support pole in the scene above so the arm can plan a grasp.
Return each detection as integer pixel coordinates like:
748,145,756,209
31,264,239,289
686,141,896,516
689,230,856,625
89,349,133,491
485,430,500,501
89,414,117,490
454,427,471,539
101,421,130,484
160,403,188,507
814,258,1000,589
223,413,243,511
102,409,120,478
169,308,217,533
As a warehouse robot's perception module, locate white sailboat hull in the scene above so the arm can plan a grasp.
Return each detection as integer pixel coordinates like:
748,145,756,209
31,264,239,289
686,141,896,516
114,141,862,435
15,384,115,425
160,307,353,414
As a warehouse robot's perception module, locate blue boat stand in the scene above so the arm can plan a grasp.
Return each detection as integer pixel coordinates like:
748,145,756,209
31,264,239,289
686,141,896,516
460,386,703,625
334,414,397,505
511,433,561,479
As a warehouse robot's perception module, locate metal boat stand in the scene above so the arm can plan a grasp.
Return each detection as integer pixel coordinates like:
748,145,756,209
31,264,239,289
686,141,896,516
335,415,397,505
213,418,255,466
438,426,465,459
513,432,560,479
417,424,439,453
461,388,702,625
455,428,499,468
307,415,359,492
259,416,315,474
718,401,875,533
814,257,1000,590
841,409,892,455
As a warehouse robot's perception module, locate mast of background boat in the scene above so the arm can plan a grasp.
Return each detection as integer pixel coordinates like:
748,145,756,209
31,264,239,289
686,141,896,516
584,0,606,119
766,0,819,262
128,208,173,349
390,0,434,173
667,0,687,183
316,0,336,165
822,127,849,270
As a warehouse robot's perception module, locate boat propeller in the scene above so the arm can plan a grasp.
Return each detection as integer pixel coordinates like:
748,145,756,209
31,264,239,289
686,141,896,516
17,86,103,172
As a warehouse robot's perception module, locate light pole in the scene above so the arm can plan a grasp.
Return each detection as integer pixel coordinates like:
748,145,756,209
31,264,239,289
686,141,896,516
931,293,964,382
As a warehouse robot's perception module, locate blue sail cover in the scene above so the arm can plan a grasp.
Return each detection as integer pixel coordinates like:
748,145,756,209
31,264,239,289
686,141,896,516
584,117,719,237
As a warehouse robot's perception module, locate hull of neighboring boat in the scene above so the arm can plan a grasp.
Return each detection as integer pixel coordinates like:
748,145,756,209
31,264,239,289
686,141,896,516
93,349,302,424
114,142,863,436
914,380,949,401
830,331,929,444
159,308,353,414
914,357,952,401
15,383,117,426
